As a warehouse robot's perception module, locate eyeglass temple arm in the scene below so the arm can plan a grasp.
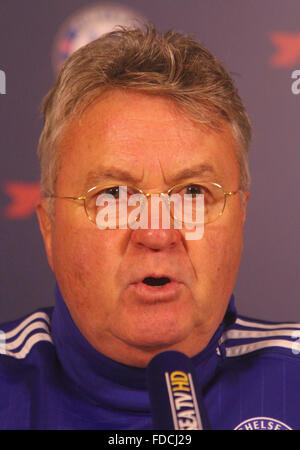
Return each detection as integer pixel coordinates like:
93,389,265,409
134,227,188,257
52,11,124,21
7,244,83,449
224,189,241,197
46,195,86,201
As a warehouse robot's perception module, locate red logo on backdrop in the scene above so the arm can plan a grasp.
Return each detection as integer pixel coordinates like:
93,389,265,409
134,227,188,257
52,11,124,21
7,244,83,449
3,182,40,219
270,32,300,67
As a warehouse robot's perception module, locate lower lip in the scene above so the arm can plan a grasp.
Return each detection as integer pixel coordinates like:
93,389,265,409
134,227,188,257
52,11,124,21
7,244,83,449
129,281,182,302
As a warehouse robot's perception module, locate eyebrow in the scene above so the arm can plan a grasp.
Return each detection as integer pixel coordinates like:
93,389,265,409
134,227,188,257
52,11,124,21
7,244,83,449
83,162,217,190
83,167,142,190
170,163,217,184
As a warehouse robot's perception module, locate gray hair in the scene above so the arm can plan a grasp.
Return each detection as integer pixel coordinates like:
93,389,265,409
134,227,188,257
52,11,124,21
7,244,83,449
37,25,251,210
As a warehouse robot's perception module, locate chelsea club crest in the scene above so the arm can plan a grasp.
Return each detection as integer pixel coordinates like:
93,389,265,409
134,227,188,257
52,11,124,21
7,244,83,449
234,417,292,430
52,2,146,73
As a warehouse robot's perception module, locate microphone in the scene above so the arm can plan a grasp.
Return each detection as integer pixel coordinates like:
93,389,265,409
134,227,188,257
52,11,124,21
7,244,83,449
146,351,210,430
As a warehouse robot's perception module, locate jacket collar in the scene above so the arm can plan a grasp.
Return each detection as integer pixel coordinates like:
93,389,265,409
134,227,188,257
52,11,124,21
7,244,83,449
51,284,236,407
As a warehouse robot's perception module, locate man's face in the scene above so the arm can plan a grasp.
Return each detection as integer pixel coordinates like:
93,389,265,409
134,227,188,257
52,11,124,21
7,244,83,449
38,90,248,367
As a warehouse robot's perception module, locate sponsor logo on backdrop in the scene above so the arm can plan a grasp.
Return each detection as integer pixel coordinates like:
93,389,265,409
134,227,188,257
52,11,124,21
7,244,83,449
52,1,146,73
0,69,6,94
269,32,300,94
270,32,300,67
234,417,292,430
3,182,40,219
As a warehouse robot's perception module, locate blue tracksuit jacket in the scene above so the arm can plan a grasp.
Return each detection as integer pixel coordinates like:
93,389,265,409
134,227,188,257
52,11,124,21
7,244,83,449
0,286,299,430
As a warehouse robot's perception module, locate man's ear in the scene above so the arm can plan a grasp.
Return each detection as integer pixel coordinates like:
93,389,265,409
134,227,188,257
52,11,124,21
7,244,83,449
241,190,250,225
36,199,54,272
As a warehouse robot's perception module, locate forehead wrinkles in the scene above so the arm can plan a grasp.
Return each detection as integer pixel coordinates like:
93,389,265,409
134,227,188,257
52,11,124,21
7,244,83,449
83,109,200,181
107,122,200,186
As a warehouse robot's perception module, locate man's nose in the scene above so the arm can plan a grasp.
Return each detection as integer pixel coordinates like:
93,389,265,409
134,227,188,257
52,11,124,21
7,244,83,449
130,228,181,251
129,193,182,251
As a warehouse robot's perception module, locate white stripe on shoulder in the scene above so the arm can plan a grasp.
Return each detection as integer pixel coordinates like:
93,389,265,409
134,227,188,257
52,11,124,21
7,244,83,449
5,321,50,351
236,317,300,330
4,333,53,359
218,317,300,357
0,311,53,359
221,328,300,343
225,339,300,358
4,311,50,340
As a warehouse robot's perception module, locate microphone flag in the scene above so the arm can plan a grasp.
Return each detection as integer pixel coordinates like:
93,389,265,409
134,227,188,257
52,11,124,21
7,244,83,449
146,350,210,430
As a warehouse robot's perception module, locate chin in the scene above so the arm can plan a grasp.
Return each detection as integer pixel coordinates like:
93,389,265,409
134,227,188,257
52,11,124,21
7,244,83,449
116,321,191,351
108,300,199,355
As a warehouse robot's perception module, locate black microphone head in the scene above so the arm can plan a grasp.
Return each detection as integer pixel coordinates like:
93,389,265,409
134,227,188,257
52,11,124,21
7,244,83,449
146,350,208,430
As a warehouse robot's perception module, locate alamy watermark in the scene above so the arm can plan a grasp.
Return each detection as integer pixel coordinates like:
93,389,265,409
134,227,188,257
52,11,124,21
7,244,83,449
291,69,300,95
0,70,6,95
95,187,205,241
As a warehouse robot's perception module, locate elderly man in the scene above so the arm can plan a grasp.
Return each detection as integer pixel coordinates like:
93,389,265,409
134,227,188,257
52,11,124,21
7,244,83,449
0,26,299,431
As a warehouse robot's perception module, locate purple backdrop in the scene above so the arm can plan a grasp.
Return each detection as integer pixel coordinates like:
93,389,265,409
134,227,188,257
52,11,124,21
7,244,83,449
0,0,299,323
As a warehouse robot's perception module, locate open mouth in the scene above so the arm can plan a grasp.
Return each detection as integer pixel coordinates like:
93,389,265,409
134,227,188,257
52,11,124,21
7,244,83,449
130,275,180,301
142,276,171,287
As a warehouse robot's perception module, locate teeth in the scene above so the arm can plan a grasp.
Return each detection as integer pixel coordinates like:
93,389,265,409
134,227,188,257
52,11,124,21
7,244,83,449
143,277,170,287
